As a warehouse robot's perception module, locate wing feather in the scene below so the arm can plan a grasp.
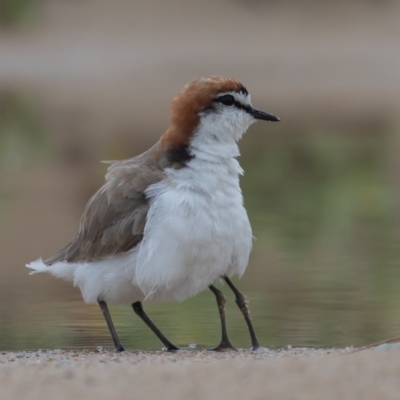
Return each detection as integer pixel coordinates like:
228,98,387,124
45,142,165,265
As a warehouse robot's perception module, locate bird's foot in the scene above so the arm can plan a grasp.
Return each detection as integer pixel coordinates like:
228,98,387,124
209,341,237,352
165,344,180,351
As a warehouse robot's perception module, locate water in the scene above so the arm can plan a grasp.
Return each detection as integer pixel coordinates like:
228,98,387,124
1,94,400,351
3,267,400,351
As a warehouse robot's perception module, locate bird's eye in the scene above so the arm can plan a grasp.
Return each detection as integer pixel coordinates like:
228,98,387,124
216,95,235,106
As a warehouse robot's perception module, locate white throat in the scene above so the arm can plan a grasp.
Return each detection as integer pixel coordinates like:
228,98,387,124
190,108,256,162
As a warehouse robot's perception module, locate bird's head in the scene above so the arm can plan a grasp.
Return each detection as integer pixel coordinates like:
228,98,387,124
161,76,279,160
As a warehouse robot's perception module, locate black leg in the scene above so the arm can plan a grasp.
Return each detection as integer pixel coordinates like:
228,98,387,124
98,300,125,352
224,277,260,350
209,285,237,351
132,301,179,351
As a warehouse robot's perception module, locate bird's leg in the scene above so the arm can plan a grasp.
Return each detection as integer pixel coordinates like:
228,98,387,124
132,301,179,351
224,277,260,351
98,300,125,352
209,284,237,351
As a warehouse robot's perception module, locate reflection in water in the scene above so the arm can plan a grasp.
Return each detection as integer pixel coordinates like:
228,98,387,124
1,93,400,350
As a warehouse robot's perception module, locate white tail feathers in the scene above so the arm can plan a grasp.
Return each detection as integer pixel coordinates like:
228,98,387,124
26,259,75,281
26,259,49,275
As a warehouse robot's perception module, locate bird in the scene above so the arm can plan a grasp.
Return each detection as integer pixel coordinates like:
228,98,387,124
27,76,280,352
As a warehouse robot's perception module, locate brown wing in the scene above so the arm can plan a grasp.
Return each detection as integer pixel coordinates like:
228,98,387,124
45,143,166,265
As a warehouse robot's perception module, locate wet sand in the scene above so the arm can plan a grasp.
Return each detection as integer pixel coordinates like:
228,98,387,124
1,347,399,400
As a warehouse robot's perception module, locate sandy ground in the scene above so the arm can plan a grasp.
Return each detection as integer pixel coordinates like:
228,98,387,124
1,347,400,400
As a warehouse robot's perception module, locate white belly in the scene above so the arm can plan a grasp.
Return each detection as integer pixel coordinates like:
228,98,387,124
135,163,252,302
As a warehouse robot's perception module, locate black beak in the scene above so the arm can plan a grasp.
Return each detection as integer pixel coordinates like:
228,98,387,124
248,107,280,122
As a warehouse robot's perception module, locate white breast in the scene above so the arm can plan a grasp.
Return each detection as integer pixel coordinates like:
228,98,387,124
136,138,252,302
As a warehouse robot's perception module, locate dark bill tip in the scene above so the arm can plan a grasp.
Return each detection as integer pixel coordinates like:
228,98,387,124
248,107,280,122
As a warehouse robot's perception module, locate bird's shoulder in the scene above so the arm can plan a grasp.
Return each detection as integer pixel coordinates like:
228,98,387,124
45,141,169,265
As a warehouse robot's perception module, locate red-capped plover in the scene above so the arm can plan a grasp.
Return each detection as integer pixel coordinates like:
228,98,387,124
27,76,280,352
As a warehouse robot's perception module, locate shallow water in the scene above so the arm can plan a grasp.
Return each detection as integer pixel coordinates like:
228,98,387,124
3,266,400,352
1,101,400,351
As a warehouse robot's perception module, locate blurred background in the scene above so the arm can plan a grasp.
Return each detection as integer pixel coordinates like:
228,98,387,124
1,0,400,351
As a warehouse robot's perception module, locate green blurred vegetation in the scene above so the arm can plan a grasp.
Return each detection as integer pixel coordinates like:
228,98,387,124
0,0,37,27
0,91,48,168
0,91,48,223
239,124,400,347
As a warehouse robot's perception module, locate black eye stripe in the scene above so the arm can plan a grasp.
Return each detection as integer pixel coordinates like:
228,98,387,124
232,101,250,112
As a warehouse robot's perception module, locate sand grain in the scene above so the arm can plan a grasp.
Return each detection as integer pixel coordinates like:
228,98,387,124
1,348,399,400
